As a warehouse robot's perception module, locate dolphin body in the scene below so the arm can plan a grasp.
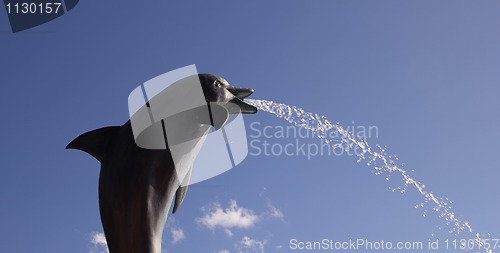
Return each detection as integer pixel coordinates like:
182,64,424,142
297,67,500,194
67,74,257,253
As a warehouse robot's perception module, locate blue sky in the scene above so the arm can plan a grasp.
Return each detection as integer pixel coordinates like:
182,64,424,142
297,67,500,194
1,1,499,252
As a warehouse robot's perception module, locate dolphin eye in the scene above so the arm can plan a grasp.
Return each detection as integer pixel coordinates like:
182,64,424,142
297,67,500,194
214,80,222,87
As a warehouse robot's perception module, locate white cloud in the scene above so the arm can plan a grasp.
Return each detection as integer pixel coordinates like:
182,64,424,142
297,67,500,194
89,232,109,253
196,197,285,238
236,236,266,253
218,250,230,253
164,217,186,245
171,227,186,244
196,200,259,236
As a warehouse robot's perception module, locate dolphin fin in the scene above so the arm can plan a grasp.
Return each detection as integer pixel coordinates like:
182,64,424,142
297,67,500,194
66,126,120,162
173,167,192,214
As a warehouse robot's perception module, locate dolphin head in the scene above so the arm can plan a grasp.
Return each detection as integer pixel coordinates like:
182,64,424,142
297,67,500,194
198,74,258,115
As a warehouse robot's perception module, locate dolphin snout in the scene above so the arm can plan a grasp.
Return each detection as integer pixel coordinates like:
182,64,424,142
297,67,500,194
226,86,254,99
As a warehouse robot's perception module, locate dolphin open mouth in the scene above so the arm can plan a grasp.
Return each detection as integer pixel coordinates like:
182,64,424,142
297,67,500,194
226,86,258,114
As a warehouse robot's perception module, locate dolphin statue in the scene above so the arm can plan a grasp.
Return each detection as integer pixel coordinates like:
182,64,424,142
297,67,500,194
66,74,257,253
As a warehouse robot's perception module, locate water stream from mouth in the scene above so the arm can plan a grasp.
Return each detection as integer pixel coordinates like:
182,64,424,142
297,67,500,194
245,98,493,253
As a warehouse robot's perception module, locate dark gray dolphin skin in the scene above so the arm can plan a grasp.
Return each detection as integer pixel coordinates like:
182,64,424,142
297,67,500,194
66,74,257,253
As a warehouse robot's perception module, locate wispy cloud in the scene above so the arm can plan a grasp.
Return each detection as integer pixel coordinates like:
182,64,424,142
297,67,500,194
170,227,186,244
218,250,230,253
196,200,259,236
261,187,284,221
224,228,234,237
236,236,266,253
266,202,284,220
89,232,109,253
